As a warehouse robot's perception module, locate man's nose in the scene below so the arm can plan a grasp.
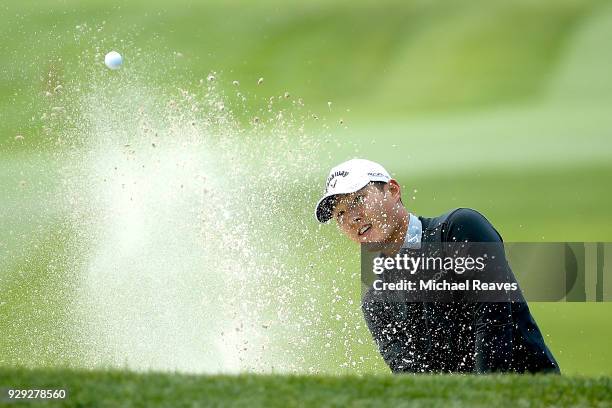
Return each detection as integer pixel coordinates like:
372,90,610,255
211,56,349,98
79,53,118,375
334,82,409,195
349,211,362,225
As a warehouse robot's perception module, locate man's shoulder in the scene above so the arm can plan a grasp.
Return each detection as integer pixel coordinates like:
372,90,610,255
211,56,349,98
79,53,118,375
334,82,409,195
421,207,486,228
421,208,499,242
445,208,491,228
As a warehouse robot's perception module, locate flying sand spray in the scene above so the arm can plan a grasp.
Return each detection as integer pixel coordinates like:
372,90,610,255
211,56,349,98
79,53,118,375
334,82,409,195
35,43,368,373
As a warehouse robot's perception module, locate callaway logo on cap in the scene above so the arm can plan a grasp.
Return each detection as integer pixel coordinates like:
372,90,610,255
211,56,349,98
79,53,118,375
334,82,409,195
315,158,391,223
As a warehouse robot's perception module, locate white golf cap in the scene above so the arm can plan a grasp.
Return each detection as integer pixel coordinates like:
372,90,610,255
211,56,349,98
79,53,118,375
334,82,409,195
315,158,391,223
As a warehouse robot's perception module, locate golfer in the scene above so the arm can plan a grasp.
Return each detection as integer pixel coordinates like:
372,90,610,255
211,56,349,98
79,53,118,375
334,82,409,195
315,158,560,374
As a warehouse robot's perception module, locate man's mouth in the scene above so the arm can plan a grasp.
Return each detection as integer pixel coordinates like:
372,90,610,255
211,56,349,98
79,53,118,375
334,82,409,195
358,224,372,236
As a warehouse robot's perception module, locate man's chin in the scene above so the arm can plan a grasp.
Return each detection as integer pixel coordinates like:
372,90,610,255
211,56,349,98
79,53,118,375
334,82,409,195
354,236,377,245
358,234,377,243
358,235,386,246
358,239,400,255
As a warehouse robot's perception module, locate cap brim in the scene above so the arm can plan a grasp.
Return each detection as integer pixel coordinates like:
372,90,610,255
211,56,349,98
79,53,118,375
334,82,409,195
315,194,337,223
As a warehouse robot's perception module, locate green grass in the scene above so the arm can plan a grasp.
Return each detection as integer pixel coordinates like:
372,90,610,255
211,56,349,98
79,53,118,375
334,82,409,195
0,367,611,407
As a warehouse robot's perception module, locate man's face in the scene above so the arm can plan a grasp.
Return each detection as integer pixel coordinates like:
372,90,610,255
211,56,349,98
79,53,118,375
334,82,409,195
331,182,401,244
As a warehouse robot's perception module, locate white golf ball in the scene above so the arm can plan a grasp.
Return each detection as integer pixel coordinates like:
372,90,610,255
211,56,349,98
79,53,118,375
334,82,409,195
104,51,123,70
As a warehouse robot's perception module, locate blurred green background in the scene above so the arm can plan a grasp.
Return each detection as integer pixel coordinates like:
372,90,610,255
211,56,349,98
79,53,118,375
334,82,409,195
1,0,611,375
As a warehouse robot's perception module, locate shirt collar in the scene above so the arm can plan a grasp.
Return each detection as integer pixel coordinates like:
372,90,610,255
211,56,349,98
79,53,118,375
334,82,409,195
402,213,422,249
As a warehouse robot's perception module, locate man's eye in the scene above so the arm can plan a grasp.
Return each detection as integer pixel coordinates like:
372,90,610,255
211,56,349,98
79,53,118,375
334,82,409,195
337,210,345,218
355,195,365,204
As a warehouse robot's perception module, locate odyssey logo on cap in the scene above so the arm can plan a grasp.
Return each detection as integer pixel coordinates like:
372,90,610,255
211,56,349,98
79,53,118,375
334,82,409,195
314,158,391,223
